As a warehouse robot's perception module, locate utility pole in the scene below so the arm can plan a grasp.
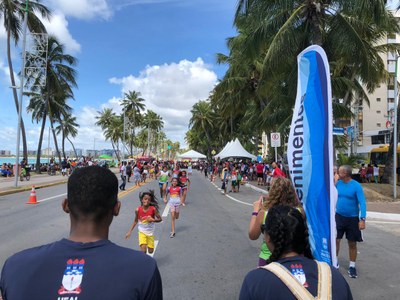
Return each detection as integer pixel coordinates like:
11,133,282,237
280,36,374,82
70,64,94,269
14,0,29,188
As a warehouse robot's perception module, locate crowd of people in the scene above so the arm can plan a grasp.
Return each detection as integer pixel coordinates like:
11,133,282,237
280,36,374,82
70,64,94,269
0,157,368,299
196,160,287,193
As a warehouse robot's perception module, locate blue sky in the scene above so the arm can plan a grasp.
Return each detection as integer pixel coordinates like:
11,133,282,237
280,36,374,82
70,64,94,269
0,0,238,154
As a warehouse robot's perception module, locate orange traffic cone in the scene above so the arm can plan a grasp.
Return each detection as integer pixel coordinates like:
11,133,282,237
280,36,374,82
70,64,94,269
27,185,38,204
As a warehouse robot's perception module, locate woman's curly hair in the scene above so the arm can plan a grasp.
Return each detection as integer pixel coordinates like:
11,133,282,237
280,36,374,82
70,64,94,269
265,205,313,264
265,177,299,209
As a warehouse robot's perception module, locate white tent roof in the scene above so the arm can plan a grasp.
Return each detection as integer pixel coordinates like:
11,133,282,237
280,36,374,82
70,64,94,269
215,138,257,160
214,141,233,159
178,150,207,159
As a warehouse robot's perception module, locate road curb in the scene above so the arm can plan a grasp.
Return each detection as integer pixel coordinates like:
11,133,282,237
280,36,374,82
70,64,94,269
245,183,268,194
0,180,68,197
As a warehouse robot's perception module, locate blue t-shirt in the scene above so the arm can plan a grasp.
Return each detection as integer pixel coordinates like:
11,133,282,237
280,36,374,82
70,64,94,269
336,179,367,218
239,256,353,300
0,239,162,300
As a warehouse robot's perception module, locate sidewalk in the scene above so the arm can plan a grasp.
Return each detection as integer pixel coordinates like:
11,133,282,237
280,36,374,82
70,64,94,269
0,167,120,197
243,180,400,221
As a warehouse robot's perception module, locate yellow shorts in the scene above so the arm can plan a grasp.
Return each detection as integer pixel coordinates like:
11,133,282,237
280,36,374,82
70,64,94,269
138,231,154,249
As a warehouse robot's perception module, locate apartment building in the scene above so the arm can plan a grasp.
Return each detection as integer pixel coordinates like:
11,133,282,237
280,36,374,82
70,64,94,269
340,14,400,157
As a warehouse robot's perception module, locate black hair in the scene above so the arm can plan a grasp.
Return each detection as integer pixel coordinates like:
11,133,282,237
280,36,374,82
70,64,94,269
265,205,313,264
139,190,159,211
67,166,118,222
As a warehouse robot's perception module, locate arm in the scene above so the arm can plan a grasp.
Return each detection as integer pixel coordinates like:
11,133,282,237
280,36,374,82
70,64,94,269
248,196,265,240
357,185,367,230
153,209,162,223
125,209,139,239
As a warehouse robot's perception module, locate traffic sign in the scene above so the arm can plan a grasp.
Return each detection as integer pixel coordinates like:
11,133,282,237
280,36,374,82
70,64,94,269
271,132,281,147
333,127,345,136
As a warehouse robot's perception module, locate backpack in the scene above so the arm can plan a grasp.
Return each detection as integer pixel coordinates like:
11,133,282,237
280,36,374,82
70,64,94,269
260,260,332,300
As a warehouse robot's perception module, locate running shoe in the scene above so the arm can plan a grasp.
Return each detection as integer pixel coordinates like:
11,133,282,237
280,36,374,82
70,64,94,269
348,267,357,278
170,232,175,238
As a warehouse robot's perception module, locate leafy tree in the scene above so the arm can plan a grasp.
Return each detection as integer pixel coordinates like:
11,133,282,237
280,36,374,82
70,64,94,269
1,0,51,159
55,112,79,159
26,35,77,168
121,90,145,155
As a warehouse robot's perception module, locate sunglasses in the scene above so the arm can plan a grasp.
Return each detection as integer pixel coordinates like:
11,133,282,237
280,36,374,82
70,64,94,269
260,224,266,234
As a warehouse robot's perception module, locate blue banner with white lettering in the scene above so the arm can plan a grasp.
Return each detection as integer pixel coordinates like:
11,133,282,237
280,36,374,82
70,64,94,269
287,45,337,266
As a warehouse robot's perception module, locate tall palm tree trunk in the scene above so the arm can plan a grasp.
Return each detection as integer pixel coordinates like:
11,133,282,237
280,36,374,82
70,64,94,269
7,29,28,159
66,136,78,158
50,119,62,163
35,112,47,173
61,127,66,159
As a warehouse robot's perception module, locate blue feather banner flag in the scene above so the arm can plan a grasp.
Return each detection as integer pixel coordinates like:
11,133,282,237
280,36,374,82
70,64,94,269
287,45,337,266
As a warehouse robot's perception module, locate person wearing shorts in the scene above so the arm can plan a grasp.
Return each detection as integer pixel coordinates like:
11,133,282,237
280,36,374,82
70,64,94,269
157,166,170,198
164,178,182,238
125,191,162,256
179,171,190,206
256,162,264,185
336,165,366,279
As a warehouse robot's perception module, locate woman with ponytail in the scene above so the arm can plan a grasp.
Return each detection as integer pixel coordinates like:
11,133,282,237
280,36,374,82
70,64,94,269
240,205,353,300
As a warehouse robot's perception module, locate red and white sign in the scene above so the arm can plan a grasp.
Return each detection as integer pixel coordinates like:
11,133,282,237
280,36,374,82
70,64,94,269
271,132,281,147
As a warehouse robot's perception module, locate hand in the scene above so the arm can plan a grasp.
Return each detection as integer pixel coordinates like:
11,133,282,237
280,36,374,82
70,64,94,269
253,196,263,212
125,232,131,239
359,220,366,230
145,216,154,222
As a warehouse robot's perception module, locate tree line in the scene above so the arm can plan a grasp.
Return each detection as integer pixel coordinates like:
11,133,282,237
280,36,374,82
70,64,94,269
187,0,400,181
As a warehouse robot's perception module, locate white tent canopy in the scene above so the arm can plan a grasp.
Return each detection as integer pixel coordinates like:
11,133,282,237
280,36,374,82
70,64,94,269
214,138,257,160
178,150,207,159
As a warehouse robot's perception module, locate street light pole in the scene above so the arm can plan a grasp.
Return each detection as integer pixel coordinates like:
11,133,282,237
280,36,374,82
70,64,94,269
393,56,398,199
122,109,125,161
14,0,29,188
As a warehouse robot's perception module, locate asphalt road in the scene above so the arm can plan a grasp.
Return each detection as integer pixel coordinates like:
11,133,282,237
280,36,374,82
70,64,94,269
0,171,399,299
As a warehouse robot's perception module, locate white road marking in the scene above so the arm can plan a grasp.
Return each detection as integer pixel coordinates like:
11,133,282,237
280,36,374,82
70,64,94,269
367,220,400,225
37,193,67,203
162,204,169,217
225,194,252,206
148,240,159,257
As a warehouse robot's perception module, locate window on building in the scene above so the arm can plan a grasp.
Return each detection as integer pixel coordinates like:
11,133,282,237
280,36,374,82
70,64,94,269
377,97,381,102
388,76,395,90
371,135,385,144
389,98,394,103
377,110,381,114
377,123,381,127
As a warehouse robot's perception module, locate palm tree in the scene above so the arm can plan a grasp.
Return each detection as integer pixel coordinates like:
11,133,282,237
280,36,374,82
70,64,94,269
96,109,122,160
189,100,215,160
1,0,51,159
26,35,77,168
121,90,146,155
55,112,79,159
142,110,164,156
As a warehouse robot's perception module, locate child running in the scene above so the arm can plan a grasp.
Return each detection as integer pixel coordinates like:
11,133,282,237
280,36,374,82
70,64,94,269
164,178,182,238
157,165,170,198
125,190,162,254
179,170,191,206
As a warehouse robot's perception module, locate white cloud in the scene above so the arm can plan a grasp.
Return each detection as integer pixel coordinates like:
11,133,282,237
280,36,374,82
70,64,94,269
45,0,113,20
40,13,81,54
109,58,217,146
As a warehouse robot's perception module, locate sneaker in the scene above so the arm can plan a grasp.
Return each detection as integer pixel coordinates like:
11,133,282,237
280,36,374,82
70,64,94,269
170,232,175,238
348,267,357,278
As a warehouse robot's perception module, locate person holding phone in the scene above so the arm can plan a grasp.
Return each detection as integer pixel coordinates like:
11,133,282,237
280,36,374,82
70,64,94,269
248,177,302,266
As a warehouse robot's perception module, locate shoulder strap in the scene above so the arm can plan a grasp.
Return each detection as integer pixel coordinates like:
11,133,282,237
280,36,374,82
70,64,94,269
316,261,332,300
261,263,314,300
